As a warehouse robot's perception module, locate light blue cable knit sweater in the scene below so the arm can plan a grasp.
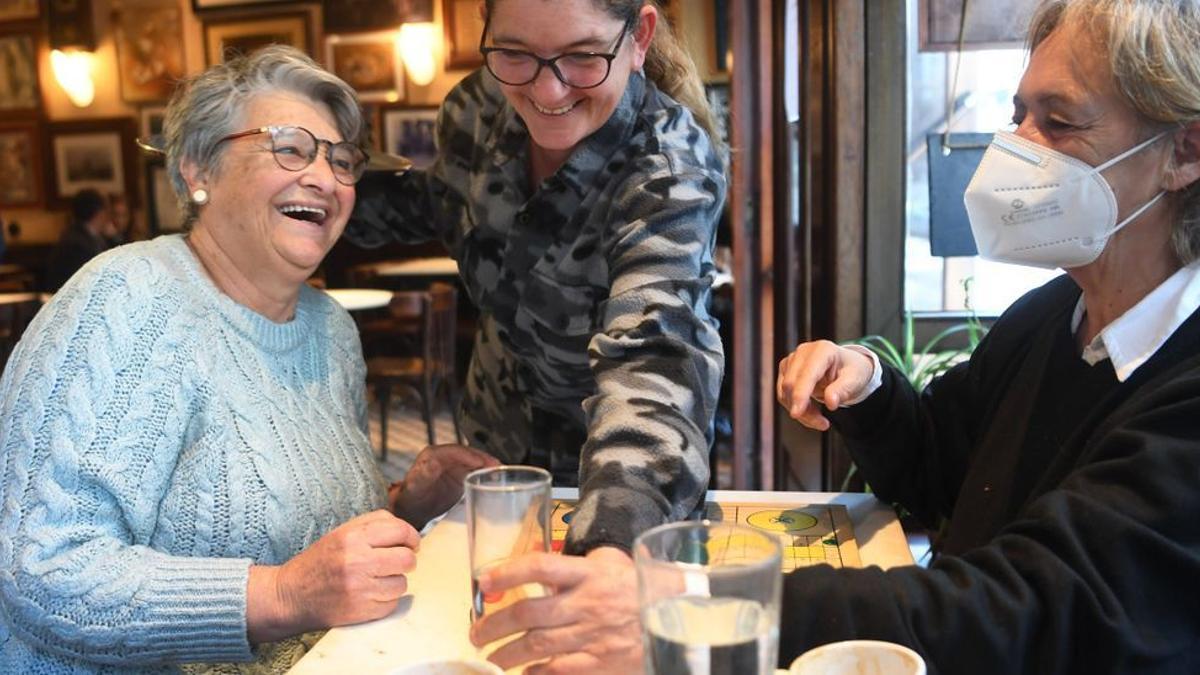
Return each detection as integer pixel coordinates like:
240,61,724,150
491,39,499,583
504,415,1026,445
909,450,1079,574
0,235,387,673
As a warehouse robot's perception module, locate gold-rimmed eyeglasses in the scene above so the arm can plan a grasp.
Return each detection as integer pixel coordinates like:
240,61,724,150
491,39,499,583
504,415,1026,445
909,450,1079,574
217,125,369,186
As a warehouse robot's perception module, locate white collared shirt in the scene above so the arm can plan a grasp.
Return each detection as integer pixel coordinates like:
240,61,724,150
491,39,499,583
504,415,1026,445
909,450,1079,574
1073,260,1200,381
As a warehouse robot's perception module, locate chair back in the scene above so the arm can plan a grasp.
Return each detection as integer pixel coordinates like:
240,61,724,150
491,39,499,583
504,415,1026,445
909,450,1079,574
424,282,458,384
0,292,41,373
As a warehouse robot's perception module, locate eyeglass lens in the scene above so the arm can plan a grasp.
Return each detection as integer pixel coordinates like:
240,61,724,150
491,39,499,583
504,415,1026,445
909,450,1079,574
485,51,613,88
270,126,366,185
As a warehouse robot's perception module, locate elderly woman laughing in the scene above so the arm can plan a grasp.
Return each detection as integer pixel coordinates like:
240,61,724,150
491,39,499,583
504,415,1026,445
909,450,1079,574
0,46,494,672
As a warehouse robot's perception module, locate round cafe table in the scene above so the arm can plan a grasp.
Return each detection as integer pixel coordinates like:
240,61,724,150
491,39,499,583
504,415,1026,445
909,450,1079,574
324,288,392,312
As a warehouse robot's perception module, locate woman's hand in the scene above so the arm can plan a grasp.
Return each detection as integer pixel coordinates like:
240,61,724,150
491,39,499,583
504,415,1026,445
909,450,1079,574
469,546,642,674
391,443,500,530
776,340,875,430
246,509,421,643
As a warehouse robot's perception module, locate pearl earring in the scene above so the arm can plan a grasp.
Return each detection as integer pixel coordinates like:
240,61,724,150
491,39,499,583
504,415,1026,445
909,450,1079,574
191,188,209,205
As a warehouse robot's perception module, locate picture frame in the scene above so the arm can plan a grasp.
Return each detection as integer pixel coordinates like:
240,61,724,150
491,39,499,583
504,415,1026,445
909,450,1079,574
381,104,438,170
325,31,405,103
442,0,484,69
203,11,312,65
0,32,39,114
140,105,167,143
191,0,292,11
918,0,1038,51
146,164,185,234
0,121,42,208
47,118,139,208
0,0,38,23
47,0,96,50
323,0,432,34
113,0,187,103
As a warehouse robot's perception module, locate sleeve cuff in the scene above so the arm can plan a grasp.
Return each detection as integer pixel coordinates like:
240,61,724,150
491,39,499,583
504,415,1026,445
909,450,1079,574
838,345,884,407
133,554,254,662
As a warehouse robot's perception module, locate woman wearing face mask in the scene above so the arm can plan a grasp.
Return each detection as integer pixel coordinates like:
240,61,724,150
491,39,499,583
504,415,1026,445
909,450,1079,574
351,0,724,656
772,1,1200,672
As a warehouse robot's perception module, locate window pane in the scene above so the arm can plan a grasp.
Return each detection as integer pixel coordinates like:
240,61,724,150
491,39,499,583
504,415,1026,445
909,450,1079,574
903,0,1058,315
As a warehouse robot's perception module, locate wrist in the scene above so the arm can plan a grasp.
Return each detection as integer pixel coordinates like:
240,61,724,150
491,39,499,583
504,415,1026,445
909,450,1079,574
246,564,297,644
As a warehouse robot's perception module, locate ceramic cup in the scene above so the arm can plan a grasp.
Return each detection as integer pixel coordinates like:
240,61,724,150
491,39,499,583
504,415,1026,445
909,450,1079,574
788,639,925,675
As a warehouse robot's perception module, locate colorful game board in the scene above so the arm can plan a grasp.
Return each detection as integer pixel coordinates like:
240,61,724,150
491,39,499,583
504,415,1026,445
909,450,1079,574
550,500,862,571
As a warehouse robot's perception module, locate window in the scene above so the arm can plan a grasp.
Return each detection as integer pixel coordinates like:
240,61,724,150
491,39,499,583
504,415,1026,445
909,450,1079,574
902,0,1058,315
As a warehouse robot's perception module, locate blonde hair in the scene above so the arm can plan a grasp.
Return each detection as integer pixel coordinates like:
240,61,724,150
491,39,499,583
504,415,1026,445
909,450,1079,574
483,0,723,151
1029,0,1200,262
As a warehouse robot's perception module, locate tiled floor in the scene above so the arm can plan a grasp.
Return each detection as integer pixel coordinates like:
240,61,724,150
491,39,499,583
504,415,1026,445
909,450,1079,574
366,403,457,484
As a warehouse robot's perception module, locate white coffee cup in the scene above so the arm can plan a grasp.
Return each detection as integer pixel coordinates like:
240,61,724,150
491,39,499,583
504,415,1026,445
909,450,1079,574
388,658,504,675
789,639,926,675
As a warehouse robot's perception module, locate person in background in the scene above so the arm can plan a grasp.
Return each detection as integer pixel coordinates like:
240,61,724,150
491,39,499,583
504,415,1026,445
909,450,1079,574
105,191,132,247
46,188,118,291
0,46,495,673
353,0,726,669
477,0,1200,673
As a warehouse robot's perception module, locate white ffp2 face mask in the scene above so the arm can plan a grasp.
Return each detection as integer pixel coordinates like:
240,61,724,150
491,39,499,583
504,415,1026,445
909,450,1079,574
963,130,1166,269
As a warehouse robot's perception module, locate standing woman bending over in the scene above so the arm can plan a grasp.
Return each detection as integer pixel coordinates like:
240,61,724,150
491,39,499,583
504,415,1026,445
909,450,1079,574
353,0,726,558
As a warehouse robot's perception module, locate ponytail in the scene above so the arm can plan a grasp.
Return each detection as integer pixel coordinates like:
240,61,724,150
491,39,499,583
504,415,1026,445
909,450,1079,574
641,1,725,152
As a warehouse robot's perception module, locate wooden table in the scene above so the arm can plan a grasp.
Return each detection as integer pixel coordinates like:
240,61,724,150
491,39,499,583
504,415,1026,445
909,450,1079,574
325,288,393,312
288,488,913,674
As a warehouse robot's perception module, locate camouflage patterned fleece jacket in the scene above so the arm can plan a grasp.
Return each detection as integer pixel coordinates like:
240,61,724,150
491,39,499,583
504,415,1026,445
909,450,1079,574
349,69,726,554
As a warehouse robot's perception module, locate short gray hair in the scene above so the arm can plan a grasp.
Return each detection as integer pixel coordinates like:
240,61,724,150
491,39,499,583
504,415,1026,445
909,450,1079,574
1029,0,1200,263
163,45,364,229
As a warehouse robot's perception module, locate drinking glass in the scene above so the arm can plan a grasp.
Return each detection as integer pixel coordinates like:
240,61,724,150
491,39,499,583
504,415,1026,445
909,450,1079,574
634,520,782,675
465,465,552,622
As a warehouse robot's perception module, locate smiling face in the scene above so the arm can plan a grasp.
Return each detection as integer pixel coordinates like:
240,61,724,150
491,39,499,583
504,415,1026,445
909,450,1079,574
1012,22,1171,230
485,0,652,165
186,91,355,285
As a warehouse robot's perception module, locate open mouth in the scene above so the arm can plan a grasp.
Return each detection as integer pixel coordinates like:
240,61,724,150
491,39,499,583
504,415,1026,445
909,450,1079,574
277,203,329,226
531,99,581,116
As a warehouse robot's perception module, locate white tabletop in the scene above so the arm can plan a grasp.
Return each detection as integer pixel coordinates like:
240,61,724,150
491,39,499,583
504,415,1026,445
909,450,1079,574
325,288,393,312
288,488,913,674
360,257,459,278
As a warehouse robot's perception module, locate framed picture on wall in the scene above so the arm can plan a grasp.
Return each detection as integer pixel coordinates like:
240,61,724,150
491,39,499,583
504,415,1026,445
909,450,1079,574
442,0,484,69
0,121,42,208
323,0,432,33
140,105,167,143
203,11,311,65
146,164,185,233
0,32,39,114
918,0,1038,51
47,118,138,208
191,0,292,11
381,104,438,170
326,31,405,102
0,0,38,22
113,0,187,103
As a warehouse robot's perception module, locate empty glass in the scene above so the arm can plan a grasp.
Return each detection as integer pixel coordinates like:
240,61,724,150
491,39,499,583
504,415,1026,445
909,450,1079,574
635,521,782,675
464,465,552,622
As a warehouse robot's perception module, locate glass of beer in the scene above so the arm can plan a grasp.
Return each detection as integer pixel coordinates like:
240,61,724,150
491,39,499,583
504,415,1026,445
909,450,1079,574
634,520,782,675
465,465,552,621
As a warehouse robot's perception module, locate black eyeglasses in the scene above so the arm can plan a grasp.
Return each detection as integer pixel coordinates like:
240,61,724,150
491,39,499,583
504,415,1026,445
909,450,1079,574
216,125,369,186
479,19,634,90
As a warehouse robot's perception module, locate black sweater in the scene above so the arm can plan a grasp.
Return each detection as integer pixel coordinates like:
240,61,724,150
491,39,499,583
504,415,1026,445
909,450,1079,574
779,275,1200,674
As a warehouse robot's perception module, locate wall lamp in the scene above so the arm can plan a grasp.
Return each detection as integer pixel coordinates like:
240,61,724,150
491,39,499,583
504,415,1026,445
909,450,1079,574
398,22,438,86
51,49,96,108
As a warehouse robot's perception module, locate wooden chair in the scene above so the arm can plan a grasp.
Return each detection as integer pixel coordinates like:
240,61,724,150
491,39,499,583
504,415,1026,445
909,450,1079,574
366,282,460,460
0,292,41,375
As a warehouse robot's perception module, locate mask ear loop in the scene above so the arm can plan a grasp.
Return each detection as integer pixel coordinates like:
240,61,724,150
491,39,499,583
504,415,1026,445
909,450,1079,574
1086,132,1169,243
1092,132,1167,174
